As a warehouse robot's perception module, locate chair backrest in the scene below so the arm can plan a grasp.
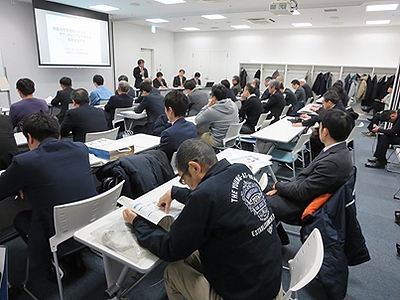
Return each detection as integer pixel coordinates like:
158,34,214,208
85,127,119,142
222,121,244,147
282,228,324,300
235,100,242,110
260,116,275,130
49,180,125,253
292,129,312,158
254,113,269,131
280,104,292,119
305,96,314,105
113,107,135,127
345,122,364,145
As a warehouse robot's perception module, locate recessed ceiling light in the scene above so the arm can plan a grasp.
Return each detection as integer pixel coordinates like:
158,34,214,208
155,0,186,4
146,18,169,23
366,4,398,12
182,27,200,31
231,25,251,29
202,14,226,20
292,10,301,15
89,5,120,12
291,22,313,27
366,20,391,25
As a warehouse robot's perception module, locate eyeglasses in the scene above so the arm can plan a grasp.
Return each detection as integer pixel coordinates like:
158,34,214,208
179,166,189,185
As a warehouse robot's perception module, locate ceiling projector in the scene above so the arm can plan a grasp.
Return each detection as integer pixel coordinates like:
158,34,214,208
269,0,298,15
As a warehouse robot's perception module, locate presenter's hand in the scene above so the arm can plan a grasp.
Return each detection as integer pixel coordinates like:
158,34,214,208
158,189,173,213
123,208,137,224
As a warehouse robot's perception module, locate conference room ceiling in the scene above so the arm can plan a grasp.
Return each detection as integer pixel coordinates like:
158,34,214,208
44,0,400,32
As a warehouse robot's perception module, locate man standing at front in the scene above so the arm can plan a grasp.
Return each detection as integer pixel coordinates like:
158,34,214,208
123,139,282,300
133,59,148,91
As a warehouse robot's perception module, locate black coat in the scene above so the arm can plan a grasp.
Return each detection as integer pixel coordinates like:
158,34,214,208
51,86,74,123
104,93,133,128
0,115,18,170
133,66,149,88
262,90,285,123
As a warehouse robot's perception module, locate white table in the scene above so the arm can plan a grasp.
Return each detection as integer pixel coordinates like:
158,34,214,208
87,133,160,166
297,103,321,115
14,132,27,146
0,107,9,115
119,110,147,131
251,117,305,143
74,176,182,297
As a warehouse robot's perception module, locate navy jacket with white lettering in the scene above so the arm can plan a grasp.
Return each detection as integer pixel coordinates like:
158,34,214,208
132,159,282,300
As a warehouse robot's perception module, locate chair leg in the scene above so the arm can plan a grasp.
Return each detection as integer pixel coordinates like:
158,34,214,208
53,252,64,300
292,160,296,178
22,258,39,300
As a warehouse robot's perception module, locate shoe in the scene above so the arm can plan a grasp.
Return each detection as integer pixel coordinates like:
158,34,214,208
365,161,385,169
395,211,400,226
276,223,290,246
361,132,376,138
367,118,373,122
361,108,370,113
367,157,378,163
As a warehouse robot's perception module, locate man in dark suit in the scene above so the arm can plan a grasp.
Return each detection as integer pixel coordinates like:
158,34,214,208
262,79,285,123
61,88,108,142
0,115,18,170
0,112,97,270
184,80,209,116
173,69,187,88
365,109,400,169
134,81,164,134
153,72,168,89
104,80,133,129
221,79,238,102
115,74,136,98
291,79,306,103
267,109,354,225
239,83,263,134
158,90,197,160
300,79,313,101
260,76,272,100
133,59,148,90
51,76,74,123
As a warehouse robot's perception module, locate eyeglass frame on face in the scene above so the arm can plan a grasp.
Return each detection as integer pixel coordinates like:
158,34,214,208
179,166,189,185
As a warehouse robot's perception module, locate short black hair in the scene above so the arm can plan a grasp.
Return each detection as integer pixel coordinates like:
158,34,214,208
279,83,285,90
232,75,240,84
23,111,60,142
118,74,129,82
179,69,185,74
220,79,230,89
320,109,352,142
245,83,256,95
139,81,152,93
59,77,72,87
184,80,196,90
291,79,300,86
16,78,35,96
265,76,273,82
156,72,163,77
380,110,397,122
164,90,189,117
71,88,90,105
137,59,144,65
322,89,340,105
211,83,227,101
194,72,201,77
93,74,104,85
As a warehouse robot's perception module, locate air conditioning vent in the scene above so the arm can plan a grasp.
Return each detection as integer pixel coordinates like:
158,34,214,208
324,8,338,13
246,18,276,25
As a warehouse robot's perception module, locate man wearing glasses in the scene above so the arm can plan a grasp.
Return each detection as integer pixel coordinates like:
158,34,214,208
123,138,282,300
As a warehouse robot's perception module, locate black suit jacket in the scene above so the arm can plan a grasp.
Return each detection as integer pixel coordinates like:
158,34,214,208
153,78,168,88
173,75,187,87
0,138,97,267
104,93,133,128
51,86,74,123
239,95,263,131
61,103,108,142
134,92,165,128
262,91,285,123
0,115,18,170
133,66,149,88
268,142,353,225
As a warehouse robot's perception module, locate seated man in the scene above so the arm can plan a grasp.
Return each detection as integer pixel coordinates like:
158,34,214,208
123,138,282,300
184,80,208,116
231,75,241,96
89,74,113,106
260,76,272,100
61,88,108,142
51,76,74,123
115,74,136,98
239,83,263,134
262,79,285,123
0,115,18,170
172,69,187,88
267,109,354,225
10,78,49,130
252,78,261,98
134,81,164,134
104,80,134,129
153,71,168,89
299,79,313,101
365,109,400,169
158,90,197,160
0,112,97,272
220,79,237,102
192,71,201,86
195,83,239,147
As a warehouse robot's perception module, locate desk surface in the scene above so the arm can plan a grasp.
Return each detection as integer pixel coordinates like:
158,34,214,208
297,103,321,115
120,111,147,120
74,176,181,273
251,117,305,143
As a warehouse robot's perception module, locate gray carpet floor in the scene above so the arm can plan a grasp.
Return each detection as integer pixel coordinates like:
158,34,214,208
4,113,400,299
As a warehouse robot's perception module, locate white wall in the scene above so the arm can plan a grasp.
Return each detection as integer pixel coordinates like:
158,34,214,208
174,26,400,83
0,0,175,107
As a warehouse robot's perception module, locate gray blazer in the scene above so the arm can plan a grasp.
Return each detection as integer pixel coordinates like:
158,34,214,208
187,89,209,116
